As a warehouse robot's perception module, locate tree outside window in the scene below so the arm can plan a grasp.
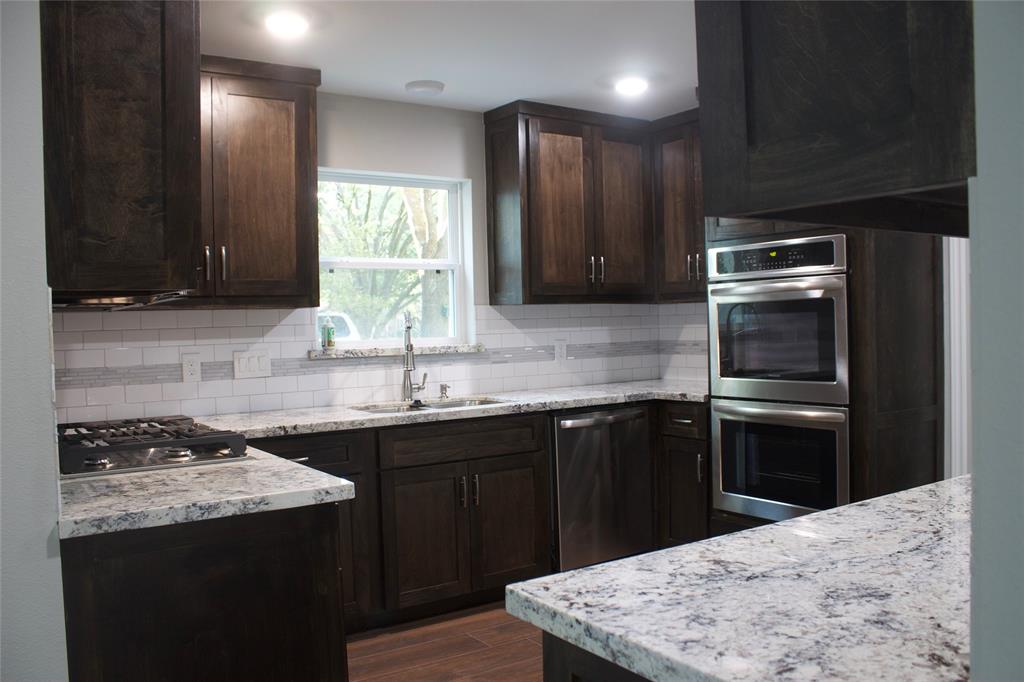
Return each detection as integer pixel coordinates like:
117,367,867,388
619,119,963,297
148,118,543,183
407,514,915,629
317,173,462,345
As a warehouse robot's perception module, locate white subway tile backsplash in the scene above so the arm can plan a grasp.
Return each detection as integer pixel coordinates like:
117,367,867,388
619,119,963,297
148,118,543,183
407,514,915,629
105,347,143,367
107,403,145,420
176,310,213,328
250,393,283,412
123,329,160,347
198,380,234,398
279,308,311,325
245,309,280,326
159,328,195,346
266,375,298,394
54,351,66,369
232,378,266,395
140,311,178,329
282,391,314,409
162,382,198,401
125,383,162,403
215,396,250,414
296,374,328,391
65,349,105,368
53,332,84,350
102,311,140,330
52,313,64,332
67,406,107,421
56,388,86,408
143,346,179,366
181,398,216,416
63,312,103,331
144,400,181,417
83,331,124,348
87,385,125,406
212,309,246,327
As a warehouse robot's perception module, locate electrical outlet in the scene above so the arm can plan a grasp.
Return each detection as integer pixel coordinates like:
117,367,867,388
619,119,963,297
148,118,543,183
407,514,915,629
554,337,568,362
233,349,271,379
181,353,201,383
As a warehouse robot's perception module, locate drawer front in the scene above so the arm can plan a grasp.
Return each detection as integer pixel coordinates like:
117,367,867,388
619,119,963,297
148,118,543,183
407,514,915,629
661,402,708,439
252,430,375,472
379,414,548,470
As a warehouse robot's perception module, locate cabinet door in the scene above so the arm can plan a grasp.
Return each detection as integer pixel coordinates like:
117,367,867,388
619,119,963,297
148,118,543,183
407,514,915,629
251,430,380,632
41,0,200,292
654,124,705,297
468,451,550,591
592,128,651,296
695,1,975,223
381,462,472,609
209,75,317,298
705,217,777,243
527,117,594,297
658,436,708,547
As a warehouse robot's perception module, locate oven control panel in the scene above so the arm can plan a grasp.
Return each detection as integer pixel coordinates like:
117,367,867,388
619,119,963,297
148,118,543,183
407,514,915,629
710,235,845,279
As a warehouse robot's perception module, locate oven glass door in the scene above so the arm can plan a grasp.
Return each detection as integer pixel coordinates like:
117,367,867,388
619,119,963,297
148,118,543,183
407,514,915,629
709,275,849,404
712,399,849,522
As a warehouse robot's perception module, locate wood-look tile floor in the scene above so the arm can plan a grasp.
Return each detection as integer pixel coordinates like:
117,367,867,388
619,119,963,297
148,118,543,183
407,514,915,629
347,602,543,681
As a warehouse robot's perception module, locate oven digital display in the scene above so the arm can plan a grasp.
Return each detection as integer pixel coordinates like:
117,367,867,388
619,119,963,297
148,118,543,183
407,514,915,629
716,240,835,275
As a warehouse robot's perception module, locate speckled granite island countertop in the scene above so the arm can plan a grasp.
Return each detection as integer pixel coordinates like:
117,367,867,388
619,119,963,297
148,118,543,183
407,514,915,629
507,476,971,682
200,379,709,438
59,448,355,539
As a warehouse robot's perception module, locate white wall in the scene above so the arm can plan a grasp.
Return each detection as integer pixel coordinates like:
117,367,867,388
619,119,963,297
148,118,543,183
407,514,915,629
0,2,70,679
318,93,489,304
969,2,1024,678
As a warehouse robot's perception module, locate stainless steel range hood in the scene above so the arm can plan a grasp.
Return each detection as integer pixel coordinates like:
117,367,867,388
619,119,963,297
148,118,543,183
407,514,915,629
51,289,194,311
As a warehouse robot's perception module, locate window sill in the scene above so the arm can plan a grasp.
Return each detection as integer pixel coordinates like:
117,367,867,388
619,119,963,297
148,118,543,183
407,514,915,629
307,343,485,360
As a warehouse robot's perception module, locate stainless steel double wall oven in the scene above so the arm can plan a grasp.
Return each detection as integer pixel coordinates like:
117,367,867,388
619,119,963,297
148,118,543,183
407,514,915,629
707,234,851,522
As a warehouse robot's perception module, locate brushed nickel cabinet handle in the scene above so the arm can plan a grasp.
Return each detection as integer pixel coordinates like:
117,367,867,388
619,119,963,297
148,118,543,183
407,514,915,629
472,474,480,506
672,417,694,425
687,254,693,281
459,475,468,508
599,256,605,284
696,252,702,280
589,256,596,284
288,456,310,463
220,246,227,281
204,245,212,281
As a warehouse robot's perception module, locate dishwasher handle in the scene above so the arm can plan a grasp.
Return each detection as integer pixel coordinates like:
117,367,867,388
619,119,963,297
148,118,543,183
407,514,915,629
559,408,647,430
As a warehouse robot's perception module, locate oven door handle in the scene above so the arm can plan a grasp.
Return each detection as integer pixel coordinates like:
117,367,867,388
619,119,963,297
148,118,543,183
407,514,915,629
714,403,847,424
708,276,845,297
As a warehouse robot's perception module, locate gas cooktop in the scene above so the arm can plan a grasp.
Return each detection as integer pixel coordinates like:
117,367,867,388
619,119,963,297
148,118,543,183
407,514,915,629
58,416,247,478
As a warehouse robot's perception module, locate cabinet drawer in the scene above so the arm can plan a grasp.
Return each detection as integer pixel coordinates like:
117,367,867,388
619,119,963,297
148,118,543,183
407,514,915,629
252,430,374,472
661,403,707,439
379,415,548,469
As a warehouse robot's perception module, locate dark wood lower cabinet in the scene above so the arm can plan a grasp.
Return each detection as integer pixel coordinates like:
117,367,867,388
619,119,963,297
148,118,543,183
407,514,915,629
381,461,473,610
380,450,551,612
708,510,771,537
658,436,708,547
61,504,347,682
252,430,380,633
543,633,648,682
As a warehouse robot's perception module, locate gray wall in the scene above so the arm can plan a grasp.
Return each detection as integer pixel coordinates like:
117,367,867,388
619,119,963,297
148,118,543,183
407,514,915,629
970,1,1024,679
0,1,70,679
317,93,489,304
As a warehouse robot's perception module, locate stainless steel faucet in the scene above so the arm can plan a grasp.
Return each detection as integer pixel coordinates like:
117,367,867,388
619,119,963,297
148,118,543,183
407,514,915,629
401,312,427,402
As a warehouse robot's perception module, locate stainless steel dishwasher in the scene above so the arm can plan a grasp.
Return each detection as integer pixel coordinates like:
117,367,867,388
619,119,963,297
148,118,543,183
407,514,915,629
553,406,654,570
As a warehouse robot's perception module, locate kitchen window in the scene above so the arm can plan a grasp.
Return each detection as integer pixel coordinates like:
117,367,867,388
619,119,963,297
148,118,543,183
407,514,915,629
317,170,468,347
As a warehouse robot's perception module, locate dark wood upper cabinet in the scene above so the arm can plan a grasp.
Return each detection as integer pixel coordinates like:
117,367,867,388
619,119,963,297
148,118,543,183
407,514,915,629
695,1,976,237
196,56,320,306
41,0,201,295
486,101,655,303
593,128,652,296
652,112,705,299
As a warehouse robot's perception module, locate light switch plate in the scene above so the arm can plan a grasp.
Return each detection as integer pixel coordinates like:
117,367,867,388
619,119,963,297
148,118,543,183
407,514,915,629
181,353,202,383
233,349,271,379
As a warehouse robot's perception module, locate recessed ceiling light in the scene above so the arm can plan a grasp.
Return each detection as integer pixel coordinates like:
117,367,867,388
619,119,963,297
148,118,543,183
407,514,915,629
614,77,649,97
405,80,445,96
264,10,309,40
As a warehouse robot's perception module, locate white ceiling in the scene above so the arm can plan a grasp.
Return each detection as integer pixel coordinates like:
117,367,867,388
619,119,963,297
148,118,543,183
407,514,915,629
200,1,698,120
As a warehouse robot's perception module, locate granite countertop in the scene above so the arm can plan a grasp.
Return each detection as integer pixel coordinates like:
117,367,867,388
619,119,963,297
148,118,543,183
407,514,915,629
507,476,971,682
59,448,355,539
200,379,709,439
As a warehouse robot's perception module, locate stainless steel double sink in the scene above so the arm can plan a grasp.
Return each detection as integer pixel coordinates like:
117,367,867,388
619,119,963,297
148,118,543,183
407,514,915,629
352,398,504,414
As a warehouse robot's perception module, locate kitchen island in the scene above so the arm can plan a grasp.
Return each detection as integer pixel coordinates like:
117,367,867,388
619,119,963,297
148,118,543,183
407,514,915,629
507,476,970,681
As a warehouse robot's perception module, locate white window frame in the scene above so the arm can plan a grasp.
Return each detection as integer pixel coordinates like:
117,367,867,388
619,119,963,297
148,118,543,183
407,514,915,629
316,168,470,348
